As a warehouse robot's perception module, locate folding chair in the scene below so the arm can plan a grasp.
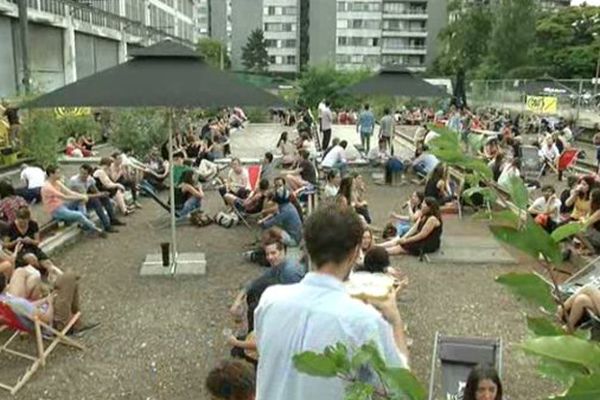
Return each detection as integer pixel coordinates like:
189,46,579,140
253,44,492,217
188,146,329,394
557,148,579,181
520,145,544,183
231,165,263,231
0,300,84,395
428,333,502,400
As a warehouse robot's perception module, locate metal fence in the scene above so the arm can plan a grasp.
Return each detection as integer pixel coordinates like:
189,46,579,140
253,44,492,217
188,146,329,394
467,79,600,124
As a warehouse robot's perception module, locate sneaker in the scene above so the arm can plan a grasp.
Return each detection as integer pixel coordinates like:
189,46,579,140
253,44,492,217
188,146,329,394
111,219,126,226
105,227,119,233
69,322,101,337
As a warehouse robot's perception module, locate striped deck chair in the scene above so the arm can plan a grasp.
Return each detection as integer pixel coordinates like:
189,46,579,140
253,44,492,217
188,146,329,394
0,299,84,394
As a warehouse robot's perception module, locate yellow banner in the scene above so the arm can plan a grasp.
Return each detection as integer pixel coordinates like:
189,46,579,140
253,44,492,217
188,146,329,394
54,107,92,118
526,96,558,114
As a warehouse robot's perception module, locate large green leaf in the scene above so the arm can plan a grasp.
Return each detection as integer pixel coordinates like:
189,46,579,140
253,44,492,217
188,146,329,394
496,273,556,312
521,336,600,371
324,343,351,375
380,368,427,400
552,374,600,400
507,175,529,210
461,186,496,205
489,209,520,226
537,359,588,386
345,381,375,400
354,342,386,373
293,351,340,378
551,222,585,243
527,316,564,336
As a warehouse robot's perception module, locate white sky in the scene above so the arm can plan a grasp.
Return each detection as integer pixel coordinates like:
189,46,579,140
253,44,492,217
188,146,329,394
572,0,600,5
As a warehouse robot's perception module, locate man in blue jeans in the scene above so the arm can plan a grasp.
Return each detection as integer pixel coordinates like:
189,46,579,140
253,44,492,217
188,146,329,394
258,183,302,247
68,164,125,233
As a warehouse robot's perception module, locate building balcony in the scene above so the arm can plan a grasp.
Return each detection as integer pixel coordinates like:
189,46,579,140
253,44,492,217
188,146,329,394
382,46,427,55
382,10,428,20
382,29,427,37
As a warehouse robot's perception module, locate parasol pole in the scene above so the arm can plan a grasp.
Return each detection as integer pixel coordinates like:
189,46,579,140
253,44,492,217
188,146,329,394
168,108,178,275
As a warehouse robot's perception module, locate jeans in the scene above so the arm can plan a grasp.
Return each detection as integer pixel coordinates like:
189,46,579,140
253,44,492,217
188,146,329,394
331,161,348,177
177,197,201,221
87,197,116,230
16,187,41,203
361,132,372,152
53,203,98,232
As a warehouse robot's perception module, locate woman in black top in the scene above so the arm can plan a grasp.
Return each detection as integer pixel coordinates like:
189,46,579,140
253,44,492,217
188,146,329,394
381,197,443,256
425,163,454,206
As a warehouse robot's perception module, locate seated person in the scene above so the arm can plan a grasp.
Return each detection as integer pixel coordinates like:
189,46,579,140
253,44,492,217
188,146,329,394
285,150,317,192
78,135,95,152
143,151,169,191
70,164,124,233
389,190,424,238
276,131,297,167
352,173,372,224
260,152,276,183
560,176,578,215
425,163,456,212
3,257,43,300
176,170,204,221
565,175,594,222
367,138,391,166
411,151,439,179
0,242,20,281
258,186,303,248
358,246,403,280
380,197,443,256
539,137,560,173
323,169,341,199
355,228,375,268
206,360,255,400
224,178,269,215
65,137,92,158
557,286,600,332
218,158,250,201
42,165,106,238
110,151,142,209
17,164,46,203
497,158,521,192
0,181,28,226
320,140,348,176
94,157,131,216
528,185,561,232
197,158,219,183
0,269,98,334
4,207,62,279
230,235,304,333
462,364,503,400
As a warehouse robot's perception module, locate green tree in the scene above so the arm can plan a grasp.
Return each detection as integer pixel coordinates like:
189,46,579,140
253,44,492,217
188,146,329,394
110,109,167,157
297,65,371,109
22,110,61,168
196,38,231,69
481,0,537,78
241,29,270,73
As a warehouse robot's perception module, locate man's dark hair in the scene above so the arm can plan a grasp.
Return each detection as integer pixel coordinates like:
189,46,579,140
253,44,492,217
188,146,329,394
384,108,390,115
173,151,185,159
263,237,285,252
258,178,270,191
361,247,390,274
364,104,370,110
80,164,94,174
339,140,348,149
542,185,555,194
264,152,273,163
16,206,31,220
99,157,112,167
325,100,331,107
304,205,363,268
45,165,59,176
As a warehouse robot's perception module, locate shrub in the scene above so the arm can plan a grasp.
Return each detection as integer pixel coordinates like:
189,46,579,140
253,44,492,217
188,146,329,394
110,109,167,157
22,110,61,168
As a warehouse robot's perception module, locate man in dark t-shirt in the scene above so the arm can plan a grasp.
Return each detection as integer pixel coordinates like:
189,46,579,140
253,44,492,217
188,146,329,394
284,150,317,191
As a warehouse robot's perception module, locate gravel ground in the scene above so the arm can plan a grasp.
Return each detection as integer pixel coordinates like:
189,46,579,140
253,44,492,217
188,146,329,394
0,171,561,399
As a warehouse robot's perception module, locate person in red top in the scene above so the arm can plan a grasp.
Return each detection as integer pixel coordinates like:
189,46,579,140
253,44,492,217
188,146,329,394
0,181,28,226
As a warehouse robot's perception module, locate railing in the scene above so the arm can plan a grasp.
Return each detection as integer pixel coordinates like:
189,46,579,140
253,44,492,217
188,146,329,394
4,0,193,45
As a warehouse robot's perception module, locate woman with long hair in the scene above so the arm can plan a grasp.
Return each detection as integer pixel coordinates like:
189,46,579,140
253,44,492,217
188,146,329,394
380,197,442,256
565,175,596,221
206,360,255,400
425,163,454,211
176,169,204,221
323,169,341,199
336,177,354,209
462,364,503,400
276,131,296,166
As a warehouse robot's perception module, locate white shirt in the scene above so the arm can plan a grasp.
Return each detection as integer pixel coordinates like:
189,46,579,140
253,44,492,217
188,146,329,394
255,273,408,400
530,195,561,223
424,130,441,145
321,107,333,131
323,183,338,198
321,145,346,168
318,101,326,118
539,144,560,161
20,166,46,189
563,126,573,142
498,165,520,189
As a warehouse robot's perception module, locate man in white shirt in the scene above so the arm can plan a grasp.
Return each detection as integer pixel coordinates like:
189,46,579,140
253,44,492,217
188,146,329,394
528,185,561,232
255,205,409,400
424,129,441,145
321,140,348,176
321,101,334,151
17,164,46,203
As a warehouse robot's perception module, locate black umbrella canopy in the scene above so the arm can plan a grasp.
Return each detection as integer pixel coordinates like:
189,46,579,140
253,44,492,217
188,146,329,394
24,40,286,109
345,65,448,98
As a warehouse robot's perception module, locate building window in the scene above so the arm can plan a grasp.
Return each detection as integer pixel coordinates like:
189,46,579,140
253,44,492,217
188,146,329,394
283,6,297,15
269,56,277,64
286,55,297,65
264,23,295,32
265,39,278,48
283,39,297,48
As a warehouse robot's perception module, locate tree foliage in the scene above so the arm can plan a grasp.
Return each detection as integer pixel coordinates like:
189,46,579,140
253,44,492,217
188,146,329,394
22,110,61,168
297,65,371,109
110,109,167,157
196,38,231,69
241,29,270,73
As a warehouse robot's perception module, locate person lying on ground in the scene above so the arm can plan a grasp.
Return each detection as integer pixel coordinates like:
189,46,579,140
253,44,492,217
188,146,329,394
0,269,99,334
218,158,251,201
93,157,132,216
284,150,317,192
528,185,561,233
206,359,256,400
380,197,443,256
69,164,125,233
557,285,600,333
254,205,409,400
258,185,303,248
42,165,106,238
4,207,63,279
224,179,269,215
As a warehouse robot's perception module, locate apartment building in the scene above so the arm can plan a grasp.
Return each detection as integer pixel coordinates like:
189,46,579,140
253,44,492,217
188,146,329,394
263,0,300,73
0,0,196,97
310,0,447,72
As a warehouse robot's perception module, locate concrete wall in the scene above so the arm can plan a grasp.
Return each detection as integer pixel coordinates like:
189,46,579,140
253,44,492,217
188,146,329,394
425,0,448,66
210,0,228,44
231,0,262,71
308,0,336,67
0,16,16,97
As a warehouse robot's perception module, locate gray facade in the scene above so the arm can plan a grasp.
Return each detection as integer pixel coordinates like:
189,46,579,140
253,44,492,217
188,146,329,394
210,0,229,46
231,0,262,71
308,0,337,67
425,0,448,66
